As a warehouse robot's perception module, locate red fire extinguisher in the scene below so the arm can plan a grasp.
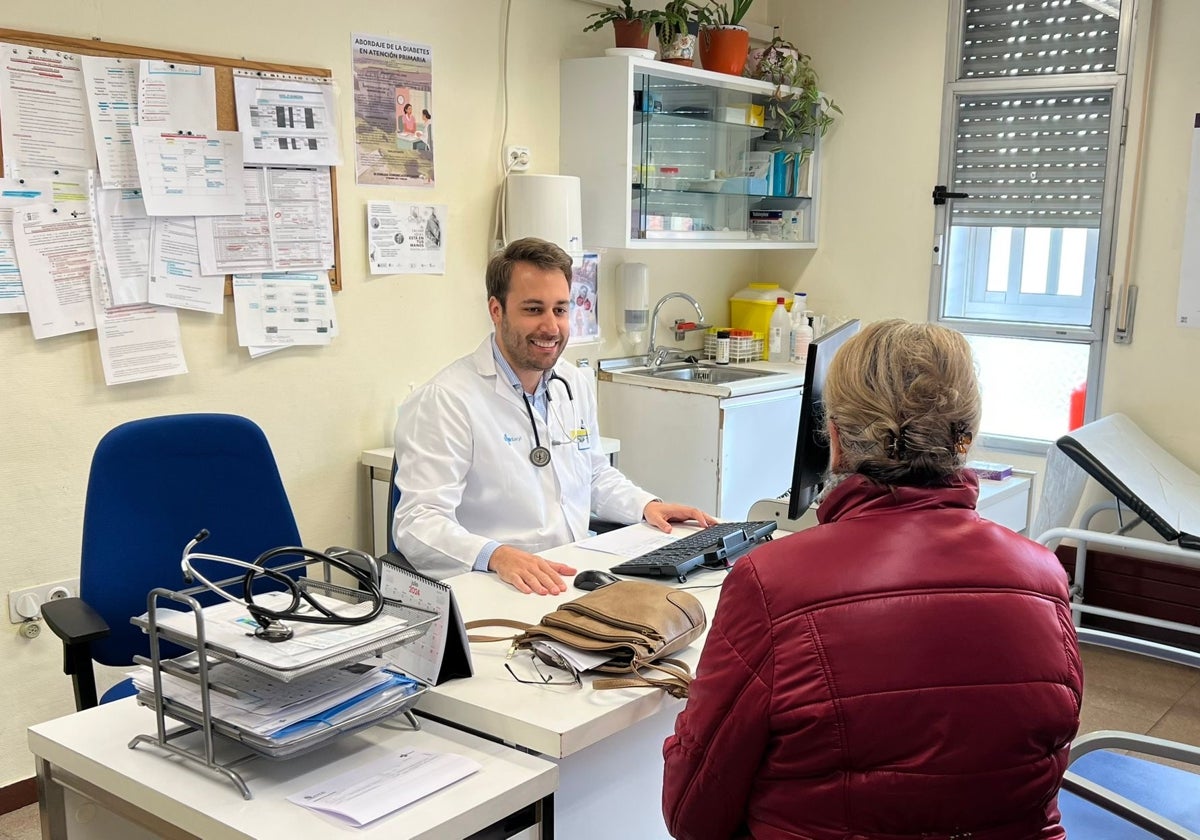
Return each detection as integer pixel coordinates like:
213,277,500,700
1068,382,1087,431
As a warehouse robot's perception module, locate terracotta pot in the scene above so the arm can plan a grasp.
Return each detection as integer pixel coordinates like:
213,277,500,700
612,19,651,50
698,25,750,76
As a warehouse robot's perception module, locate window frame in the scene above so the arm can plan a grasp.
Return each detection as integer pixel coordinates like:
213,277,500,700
928,0,1141,452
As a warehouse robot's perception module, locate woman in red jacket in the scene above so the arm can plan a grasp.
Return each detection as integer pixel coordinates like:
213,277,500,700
663,320,1082,840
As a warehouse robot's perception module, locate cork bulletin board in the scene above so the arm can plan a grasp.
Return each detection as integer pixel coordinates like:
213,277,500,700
0,27,343,291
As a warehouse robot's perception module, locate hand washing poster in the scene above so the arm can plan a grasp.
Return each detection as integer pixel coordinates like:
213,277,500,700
351,34,434,187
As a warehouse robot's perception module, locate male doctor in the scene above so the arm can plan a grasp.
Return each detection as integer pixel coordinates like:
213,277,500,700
393,237,716,594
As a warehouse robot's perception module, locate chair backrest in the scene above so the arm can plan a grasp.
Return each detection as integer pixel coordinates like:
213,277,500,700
388,455,400,554
80,413,301,667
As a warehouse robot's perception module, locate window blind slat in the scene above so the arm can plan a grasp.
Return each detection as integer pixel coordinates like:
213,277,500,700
950,89,1112,227
961,0,1122,78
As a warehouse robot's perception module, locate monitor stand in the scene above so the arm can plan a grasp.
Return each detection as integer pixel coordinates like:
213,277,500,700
747,495,820,532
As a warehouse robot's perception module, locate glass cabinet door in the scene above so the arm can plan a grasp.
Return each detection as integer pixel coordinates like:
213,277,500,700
630,71,813,244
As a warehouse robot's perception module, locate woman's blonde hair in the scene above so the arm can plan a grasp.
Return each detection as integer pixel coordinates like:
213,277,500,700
824,319,981,487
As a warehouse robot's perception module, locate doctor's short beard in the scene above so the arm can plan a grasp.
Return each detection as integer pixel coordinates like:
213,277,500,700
497,314,566,375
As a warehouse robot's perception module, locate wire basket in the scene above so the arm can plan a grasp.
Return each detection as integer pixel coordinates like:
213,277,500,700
703,328,764,364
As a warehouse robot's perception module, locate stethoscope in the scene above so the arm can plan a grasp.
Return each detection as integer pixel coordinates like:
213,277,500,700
520,372,576,468
180,530,384,642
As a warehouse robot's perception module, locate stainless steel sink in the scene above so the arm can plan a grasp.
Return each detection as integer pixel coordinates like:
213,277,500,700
626,364,771,385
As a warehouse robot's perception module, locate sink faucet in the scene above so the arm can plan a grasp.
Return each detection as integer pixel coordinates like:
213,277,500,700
647,292,706,367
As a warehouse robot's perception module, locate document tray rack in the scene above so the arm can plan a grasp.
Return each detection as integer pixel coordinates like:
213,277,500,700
129,572,439,799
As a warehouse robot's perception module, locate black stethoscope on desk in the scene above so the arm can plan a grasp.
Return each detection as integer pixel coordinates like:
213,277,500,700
520,372,575,467
180,530,384,642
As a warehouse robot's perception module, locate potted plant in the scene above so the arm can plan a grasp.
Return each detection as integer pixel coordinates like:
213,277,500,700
747,37,841,165
583,1,662,51
656,0,699,66
693,0,755,76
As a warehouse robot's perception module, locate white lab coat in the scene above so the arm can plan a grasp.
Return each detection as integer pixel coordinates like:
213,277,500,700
393,336,657,579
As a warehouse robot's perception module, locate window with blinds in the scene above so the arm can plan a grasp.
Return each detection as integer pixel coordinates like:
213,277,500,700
932,0,1135,446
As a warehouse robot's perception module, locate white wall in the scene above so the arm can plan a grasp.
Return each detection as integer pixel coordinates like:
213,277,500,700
0,0,764,786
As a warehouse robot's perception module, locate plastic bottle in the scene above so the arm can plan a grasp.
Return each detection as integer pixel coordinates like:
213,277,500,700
768,297,790,362
790,292,809,364
715,330,731,365
791,315,814,367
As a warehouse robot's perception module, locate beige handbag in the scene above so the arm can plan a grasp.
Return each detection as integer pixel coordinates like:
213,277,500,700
467,580,707,698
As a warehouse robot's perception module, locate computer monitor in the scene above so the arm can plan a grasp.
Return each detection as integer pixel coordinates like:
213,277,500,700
787,318,862,520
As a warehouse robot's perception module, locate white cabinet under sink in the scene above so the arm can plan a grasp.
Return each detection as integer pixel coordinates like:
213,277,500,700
598,378,802,520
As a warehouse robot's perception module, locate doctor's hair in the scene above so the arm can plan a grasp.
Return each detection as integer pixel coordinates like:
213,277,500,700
486,238,573,308
824,319,981,487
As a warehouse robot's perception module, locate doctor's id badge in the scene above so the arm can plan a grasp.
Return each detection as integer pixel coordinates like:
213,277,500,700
572,426,591,450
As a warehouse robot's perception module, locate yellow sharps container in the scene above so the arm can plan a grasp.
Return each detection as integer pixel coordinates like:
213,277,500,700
729,283,792,359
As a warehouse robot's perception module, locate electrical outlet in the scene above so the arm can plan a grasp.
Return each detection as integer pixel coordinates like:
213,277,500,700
506,145,531,171
8,578,79,624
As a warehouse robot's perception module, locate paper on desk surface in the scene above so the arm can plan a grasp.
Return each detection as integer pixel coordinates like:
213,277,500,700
288,749,480,827
574,522,696,558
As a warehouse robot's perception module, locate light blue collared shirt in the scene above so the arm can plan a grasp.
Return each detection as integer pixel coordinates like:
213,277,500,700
474,336,556,572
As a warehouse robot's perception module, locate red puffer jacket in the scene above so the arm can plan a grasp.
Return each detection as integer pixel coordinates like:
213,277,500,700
663,473,1082,840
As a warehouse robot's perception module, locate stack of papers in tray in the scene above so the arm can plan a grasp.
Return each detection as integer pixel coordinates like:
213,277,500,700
141,591,412,677
131,658,423,745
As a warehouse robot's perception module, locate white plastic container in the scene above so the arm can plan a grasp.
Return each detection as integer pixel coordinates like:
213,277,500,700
791,315,814,367
767,297,790,363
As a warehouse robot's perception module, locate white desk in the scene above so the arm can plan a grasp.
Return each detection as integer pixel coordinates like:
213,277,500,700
361,439,621,557
418,531,724,839
29,699,557,840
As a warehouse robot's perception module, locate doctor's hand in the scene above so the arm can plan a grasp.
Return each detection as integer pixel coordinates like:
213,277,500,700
489,546,577,596
642,501,719,534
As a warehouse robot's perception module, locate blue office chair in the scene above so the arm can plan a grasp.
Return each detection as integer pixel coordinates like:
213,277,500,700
42,414,302,710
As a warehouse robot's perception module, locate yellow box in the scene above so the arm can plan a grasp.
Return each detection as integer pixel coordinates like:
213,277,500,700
718,103,765,127
729,283,791,360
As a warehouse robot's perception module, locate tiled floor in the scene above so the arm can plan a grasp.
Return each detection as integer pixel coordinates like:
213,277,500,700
2,646,1198,839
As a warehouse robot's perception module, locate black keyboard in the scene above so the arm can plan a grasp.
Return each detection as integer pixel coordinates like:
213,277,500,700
610,521,777,582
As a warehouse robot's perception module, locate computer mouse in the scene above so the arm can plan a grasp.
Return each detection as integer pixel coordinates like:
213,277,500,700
573,569,620,592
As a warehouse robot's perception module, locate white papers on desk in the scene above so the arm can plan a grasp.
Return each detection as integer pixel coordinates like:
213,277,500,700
574,522,678,559
0,44,97,179
129,126,245,217
288,749,481,827
366,201,445,275
146,592,408,677
80,56,140,188
137,60,217,131
233,70,341,167
12,204,97,339
148,217,226,313
94,188,151,306
0,178,53,314
197,166,335,274
233,272,336,350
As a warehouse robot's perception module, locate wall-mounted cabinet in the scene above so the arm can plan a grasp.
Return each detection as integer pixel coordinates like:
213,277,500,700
561,56,821,250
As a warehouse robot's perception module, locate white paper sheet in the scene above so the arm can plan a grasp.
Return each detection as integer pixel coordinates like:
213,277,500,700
148,217,226,313
51,171,90,204
137,60,217,130
366,201,445,275
572,522,685,559
12,203,97,339
130,127,245,216
95,188,151,306
233,70,342,166
0,178,54,313
287,749,480,827
80,56,140,188
0,43,97,179
197,166,334,273
232,272,336,349
90,294,188,386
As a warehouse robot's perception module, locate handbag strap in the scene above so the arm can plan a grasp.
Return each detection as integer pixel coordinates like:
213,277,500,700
463,617,532,643
592,657,693,699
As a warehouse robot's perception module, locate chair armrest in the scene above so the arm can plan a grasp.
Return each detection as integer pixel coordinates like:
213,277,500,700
41,596,110,646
